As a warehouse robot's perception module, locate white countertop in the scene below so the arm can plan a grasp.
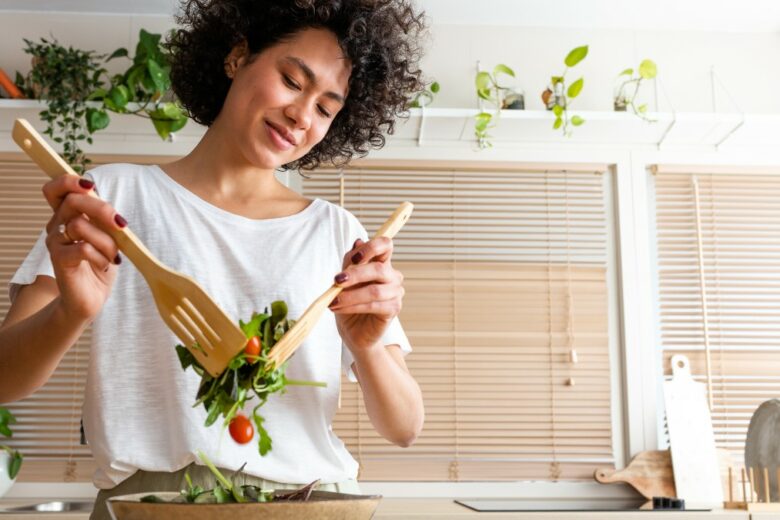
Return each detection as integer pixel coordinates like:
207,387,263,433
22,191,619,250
0,497,755,519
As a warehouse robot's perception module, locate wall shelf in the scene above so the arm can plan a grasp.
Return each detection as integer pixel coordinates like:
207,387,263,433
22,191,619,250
0,100,777,156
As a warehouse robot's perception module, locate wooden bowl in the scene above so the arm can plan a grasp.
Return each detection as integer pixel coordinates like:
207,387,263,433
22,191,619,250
107,490,381,520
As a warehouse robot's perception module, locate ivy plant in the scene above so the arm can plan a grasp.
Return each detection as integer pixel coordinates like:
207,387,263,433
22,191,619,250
409,80,440,108
542,45,588,136
16,30,187,173
614,59,657,121
17,37,105,173
0,408,22,481
474,64,515,149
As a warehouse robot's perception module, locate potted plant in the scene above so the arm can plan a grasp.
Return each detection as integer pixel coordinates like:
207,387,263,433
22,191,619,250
542,45,588,136
614,59,657,121
0,408,22,497
474,63,520,148
15,30,187,173
409,79,440,108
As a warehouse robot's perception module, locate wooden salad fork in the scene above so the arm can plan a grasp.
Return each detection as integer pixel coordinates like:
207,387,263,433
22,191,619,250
266,201,413,368
12,118,247,377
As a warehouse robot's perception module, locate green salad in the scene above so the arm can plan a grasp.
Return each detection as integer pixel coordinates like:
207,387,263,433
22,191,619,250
175,301,325,456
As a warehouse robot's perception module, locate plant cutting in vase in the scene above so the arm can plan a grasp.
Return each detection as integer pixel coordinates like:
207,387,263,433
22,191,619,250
474,63,517,149
16,30,187,173
0,408,22,481
614,59,657,121
542,45,588,136
409,79,440,108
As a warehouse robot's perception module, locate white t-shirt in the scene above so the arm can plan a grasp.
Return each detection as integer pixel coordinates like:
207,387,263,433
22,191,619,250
9,163,411,489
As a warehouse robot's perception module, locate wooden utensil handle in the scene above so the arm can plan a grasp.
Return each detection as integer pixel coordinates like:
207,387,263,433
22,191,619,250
329,201,414,299
374,201,413,240
12,118,162,275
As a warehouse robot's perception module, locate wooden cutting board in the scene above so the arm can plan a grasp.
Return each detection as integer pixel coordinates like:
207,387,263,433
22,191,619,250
594,450,676,500
664,354,724,509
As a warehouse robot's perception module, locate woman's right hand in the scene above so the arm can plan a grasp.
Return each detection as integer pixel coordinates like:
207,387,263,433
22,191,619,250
42,175,126,323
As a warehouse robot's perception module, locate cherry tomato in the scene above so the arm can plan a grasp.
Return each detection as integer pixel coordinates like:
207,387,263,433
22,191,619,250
229,414,254,444
244,336,261,361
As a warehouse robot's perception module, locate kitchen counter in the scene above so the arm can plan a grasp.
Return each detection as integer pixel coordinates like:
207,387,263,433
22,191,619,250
0,498,754,519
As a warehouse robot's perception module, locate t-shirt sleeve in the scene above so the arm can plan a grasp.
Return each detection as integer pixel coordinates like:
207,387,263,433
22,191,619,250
338,209,413,382
9,229,54,303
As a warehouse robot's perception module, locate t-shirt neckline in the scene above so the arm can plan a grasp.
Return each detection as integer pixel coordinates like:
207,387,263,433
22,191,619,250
148,164,321,226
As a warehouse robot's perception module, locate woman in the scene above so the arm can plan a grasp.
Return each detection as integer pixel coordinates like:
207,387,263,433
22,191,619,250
0,1,425,518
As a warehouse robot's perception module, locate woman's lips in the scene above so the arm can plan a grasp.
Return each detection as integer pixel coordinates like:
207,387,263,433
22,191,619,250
265,121,294,151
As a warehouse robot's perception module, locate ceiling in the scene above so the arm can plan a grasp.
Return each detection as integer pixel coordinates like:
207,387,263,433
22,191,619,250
2,0,780,32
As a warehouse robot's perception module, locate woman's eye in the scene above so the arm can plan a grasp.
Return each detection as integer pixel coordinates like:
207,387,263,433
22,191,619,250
282,75,300,90
317,105,332,118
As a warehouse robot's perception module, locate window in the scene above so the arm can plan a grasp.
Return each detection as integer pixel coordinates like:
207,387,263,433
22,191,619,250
304,162,618,481
653,166,780,458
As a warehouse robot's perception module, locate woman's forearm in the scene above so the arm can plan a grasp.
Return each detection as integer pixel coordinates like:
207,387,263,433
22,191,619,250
0,297,89,403
351,344,424,447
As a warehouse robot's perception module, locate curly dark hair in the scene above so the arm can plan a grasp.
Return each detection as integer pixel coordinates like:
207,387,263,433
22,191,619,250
165,0,426,170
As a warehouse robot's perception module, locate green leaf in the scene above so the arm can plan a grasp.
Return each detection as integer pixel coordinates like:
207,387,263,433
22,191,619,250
571,115,585,126
553,117,563,130
639,59,657,79
140,495,165,503
564,45,589,67
86,88,108,101
551,76,564,85
638,104,648,113
567,78,584,98
619,68,634,77
86,108,109,133
106,47,128,61
430,81,440,93
493,63,515,78
253,413,272,456
151,117,173,141
552,104,563,117
147,59,167,94
175,344,197,370
8,450,22,480
475,71,491,90
170,116,188,133
109,85,129,109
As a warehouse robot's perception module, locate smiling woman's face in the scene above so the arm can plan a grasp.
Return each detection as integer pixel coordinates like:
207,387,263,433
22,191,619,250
218,28,352,170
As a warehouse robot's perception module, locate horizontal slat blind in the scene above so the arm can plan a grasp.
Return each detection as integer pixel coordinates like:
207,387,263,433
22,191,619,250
655,171,780,454
305,165,614,481
0,158,91,482
0,155,155,482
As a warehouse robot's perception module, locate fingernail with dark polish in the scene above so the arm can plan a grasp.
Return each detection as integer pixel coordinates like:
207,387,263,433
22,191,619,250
114,214,127,228
351,251,364,264
329,297,340,307
78,179,95,190
335,272,348,284
114,254,122,265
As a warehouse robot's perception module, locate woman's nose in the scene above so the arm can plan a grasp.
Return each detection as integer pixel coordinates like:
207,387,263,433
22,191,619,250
284,100,313,131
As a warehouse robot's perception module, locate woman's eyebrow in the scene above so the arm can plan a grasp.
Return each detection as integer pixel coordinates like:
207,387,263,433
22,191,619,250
282,56,346,104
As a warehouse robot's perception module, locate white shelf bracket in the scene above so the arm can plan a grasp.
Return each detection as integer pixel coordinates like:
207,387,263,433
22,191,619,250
417,104,426,147
710,67,746,150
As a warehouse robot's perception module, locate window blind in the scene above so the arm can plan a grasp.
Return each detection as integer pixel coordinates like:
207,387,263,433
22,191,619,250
654,167,780,455
304,164,615,481
0,155,161,482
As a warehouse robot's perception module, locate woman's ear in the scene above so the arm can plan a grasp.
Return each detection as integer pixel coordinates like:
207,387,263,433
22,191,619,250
224,39,249,79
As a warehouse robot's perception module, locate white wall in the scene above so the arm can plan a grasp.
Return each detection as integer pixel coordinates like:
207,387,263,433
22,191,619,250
1,10,779,114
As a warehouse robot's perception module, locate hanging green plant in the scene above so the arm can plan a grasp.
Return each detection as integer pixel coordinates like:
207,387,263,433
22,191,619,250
474,63,516,149
409,79,440,108
541,45,588,137
16,30,187,174
16,37,105,173
614,59,657,122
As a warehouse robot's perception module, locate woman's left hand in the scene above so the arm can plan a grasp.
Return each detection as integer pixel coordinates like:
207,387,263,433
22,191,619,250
330,237,405,355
